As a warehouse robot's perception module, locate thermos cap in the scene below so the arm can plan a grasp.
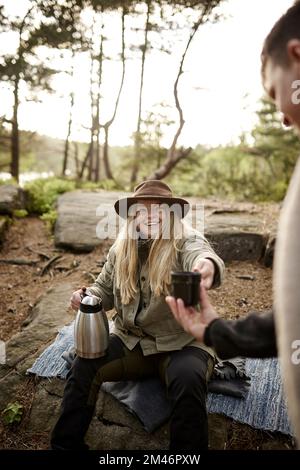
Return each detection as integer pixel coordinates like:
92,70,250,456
80,293,102,313
81,294,100,306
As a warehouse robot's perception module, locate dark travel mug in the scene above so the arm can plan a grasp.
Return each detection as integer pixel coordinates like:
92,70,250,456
171,271,201,306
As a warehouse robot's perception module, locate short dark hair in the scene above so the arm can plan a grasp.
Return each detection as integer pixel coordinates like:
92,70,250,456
261,1,300,80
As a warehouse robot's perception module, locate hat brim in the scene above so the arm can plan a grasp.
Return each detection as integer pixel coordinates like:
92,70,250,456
114,196,190,219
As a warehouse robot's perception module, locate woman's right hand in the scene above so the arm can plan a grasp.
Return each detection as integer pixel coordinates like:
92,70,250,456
70,287,86,311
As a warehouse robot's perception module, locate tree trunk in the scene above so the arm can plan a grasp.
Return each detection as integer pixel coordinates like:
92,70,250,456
147,4,211,181
10,5,36,182
130,0,151,187
102,125,112,179
88,136,94,181
147,147,192,180
88,49,96,181
11,77,20,182
73,141,80,178
94,12,104,182
62,91,74,177
62,54,75,177
101,7,126,181
80,142,92,179
94,128,101,182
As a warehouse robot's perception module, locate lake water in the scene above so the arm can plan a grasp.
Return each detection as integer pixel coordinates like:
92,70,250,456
0,171,55,187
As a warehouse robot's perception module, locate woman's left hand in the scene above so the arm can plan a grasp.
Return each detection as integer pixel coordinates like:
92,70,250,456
192,258,215,289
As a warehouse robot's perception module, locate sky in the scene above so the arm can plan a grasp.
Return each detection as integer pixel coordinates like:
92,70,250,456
0,0,294,148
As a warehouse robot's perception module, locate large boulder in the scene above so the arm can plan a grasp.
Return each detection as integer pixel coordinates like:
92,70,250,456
0,216,8,245
5,283,74,368
0,185,26,215
262,229,277,268
54,190,128,252
205,212,267,261
27,379,170,450
55,191,276,262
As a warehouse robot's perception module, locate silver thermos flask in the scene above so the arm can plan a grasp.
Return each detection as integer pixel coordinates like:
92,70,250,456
74,287,109,358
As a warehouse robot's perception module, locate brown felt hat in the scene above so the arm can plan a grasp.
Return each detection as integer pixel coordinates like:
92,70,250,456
114,180,190,219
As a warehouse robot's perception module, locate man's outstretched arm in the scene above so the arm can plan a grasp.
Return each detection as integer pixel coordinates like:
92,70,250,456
166,285,277,360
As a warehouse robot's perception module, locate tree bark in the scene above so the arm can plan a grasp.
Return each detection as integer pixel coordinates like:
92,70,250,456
88,56,95,181
62,52,75,177
147,3,211,181
102,125,113,179
79,142,92,179
83,36,97,182
130,0,151,187
94,10,104,182
10,5,35,182
73,141,80,178
11,77,20,181
147,147,192,180
101,6,126,181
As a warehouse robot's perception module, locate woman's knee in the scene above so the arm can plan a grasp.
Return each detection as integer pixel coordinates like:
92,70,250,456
166,348,212,391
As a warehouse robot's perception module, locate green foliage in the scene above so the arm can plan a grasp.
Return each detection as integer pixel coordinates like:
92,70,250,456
23,177,122,235
40,209,58,231
167,97,300,202
25,177,76,214
12,209,28,218
76,179,121,191
251,97,300,185
2,402,24,425
0,178,17,186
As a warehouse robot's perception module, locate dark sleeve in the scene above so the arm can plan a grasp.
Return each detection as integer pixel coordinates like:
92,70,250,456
204,310,277,359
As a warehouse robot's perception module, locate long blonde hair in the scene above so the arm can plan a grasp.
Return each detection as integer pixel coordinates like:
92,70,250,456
114,209,207,305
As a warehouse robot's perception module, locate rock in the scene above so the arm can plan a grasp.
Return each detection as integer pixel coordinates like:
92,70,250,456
15,349,44,376
42,378,66,398
54,190,128,252
263,232,276,268
0,364,12,380
0,185,26,215
0,370,24,410
261,439,293,450
208,413,229,449
0,216,8,244
101,391,148,433
26,378,169,450
86,418,168,450
205,212,266,261
26,382,62,434
7,307,16,314
5,283,74,367
55,192,272,262
6,372,290,450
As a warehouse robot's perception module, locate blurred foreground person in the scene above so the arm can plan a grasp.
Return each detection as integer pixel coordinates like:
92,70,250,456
168,1,300,446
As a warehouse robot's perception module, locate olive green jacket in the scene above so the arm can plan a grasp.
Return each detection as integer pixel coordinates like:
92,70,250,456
88,234,225,357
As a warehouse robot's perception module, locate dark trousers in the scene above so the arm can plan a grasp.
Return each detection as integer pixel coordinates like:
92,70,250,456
50,334,214,451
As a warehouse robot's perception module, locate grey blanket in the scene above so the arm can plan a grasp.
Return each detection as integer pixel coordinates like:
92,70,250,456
27,322,293,436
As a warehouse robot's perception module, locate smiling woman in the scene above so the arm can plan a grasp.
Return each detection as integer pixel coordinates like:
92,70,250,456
51,179,225,451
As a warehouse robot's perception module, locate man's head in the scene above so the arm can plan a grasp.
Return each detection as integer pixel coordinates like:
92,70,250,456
262,1,300,131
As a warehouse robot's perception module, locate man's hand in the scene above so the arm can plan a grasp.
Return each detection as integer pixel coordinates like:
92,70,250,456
192,258,215,289
166,284,219,342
